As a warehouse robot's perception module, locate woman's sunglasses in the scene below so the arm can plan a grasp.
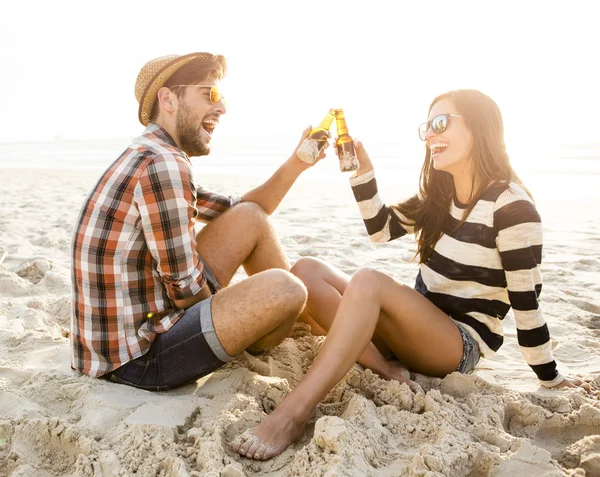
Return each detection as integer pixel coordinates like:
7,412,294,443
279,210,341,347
418,113,462,141
169,84,226,106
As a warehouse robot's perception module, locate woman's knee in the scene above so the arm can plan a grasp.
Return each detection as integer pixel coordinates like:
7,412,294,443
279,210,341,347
348,267,386,297
290,257,326,283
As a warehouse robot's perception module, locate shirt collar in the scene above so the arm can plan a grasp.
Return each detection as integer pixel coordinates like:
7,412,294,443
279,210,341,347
144,122,180,150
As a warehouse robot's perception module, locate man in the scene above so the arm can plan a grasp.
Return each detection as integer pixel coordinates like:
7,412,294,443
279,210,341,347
71,52,323,390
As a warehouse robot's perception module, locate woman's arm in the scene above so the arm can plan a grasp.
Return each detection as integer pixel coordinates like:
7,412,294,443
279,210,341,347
494,185,565,388
349,140,417,243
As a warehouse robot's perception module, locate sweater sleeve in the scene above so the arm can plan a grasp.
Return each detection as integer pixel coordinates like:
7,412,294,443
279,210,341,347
349,169,417,243
494,186,565,388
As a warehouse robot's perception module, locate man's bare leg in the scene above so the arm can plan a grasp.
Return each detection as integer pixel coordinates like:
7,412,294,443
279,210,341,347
196,202,290,286
231,268,463,460
195,202,294,349
210,268,307,357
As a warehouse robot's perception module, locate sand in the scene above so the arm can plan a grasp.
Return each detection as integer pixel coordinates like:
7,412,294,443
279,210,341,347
1,166,600,477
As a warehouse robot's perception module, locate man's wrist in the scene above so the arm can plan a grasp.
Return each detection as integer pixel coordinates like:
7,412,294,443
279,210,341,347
284,155,309,175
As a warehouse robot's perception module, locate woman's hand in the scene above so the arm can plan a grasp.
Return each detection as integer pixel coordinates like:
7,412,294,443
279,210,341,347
552,377,600,399
552,376,584,389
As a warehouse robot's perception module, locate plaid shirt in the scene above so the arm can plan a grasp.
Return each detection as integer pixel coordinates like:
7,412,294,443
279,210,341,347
71,123,242,377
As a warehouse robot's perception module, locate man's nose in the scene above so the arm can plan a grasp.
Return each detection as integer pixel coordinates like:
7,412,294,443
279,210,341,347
214,100,226,115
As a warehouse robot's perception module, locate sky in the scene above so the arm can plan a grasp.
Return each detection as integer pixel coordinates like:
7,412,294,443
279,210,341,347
1,0,598,152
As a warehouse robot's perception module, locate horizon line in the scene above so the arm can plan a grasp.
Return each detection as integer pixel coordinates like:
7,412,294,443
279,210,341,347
0,136,599,150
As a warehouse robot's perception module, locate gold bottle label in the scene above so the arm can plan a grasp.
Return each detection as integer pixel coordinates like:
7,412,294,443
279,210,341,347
334,109,358,172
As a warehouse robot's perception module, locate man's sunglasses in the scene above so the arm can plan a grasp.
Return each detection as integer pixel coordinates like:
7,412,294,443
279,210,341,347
169,84,226,106
418,113,463,141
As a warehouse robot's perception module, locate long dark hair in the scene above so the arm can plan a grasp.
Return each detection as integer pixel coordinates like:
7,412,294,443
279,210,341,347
393,89,530,263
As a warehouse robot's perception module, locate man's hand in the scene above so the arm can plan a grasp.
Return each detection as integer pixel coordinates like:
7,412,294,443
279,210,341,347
292,125,329,170
172,284,212,310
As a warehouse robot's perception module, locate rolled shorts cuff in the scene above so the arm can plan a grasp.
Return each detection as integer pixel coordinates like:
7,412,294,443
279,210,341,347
199,295,234,363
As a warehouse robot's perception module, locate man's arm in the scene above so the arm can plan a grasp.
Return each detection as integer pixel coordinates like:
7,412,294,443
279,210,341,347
242,126,322,215
134,154,207,309
196,188,243,223
172,285,212,309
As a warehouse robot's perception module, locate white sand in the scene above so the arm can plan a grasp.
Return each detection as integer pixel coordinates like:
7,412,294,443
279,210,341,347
1,167,600,477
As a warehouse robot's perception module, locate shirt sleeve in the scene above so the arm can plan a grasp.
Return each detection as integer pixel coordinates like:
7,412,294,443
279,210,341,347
195,186,243,223
495,187,565,388
349,169,416,242
134,153,206,301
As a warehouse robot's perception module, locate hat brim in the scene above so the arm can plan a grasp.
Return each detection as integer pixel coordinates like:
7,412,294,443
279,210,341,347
138,52,207,126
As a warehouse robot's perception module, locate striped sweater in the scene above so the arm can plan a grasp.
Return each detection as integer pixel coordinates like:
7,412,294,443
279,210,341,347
350,169,564,388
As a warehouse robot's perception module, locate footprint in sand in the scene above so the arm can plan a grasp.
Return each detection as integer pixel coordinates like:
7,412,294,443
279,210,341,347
290,235,312,244
298,247,319,257
576,258,600,270
569,298,600,315
585,315,600,330
15,258,52,285
350,240,370,250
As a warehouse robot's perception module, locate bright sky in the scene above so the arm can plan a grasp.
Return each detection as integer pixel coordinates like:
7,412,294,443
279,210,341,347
1,0,598,151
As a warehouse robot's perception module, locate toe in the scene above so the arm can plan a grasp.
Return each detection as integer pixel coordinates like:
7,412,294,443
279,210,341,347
254,443,270,461
245,438,262,459
236,431,256,456
229,435,244,452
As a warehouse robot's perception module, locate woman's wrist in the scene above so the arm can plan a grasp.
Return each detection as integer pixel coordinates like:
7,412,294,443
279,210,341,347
350,167,375,182
355,165,374,176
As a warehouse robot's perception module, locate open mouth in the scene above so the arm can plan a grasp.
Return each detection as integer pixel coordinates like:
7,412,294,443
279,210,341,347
429,142,448,158
201,118,218,137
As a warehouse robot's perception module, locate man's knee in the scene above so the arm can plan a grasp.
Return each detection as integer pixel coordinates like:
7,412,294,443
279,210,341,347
228,201,269,224
195,202,272,247
265,269,308,317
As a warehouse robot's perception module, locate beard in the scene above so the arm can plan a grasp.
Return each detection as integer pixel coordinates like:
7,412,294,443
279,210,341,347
175,100,210,157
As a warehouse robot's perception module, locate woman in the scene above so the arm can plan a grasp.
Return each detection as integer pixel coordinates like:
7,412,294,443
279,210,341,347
231,89,584,461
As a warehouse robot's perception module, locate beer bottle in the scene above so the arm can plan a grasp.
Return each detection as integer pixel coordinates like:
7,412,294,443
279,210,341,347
296,109,336,164
334,108,359,172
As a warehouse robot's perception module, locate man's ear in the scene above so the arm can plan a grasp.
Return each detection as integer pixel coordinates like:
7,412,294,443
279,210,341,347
156,87,177,114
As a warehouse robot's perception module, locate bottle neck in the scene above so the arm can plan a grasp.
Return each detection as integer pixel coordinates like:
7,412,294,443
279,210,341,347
318,112,335,130
336,117,349,136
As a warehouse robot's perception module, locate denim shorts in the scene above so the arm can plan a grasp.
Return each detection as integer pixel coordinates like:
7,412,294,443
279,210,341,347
107,259,234,391
452,320,481,374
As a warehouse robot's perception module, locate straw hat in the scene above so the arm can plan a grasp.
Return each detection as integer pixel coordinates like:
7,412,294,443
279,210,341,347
134,52,213,126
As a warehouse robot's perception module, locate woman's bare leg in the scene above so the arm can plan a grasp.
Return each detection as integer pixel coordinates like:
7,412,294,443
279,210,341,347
231,267,463,460
292,258,411,384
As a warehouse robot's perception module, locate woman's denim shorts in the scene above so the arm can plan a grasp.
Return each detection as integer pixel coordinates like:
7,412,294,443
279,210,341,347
452,320,481,374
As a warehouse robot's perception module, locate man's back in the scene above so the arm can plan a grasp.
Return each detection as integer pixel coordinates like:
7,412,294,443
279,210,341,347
71,124,203,377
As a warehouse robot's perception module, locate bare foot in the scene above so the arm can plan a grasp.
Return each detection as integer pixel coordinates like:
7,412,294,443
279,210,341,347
229,408,306,460
381,360,423,393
